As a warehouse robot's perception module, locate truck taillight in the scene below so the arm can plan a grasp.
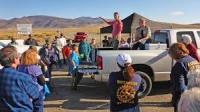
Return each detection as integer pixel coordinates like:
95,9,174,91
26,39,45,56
96,56,103,70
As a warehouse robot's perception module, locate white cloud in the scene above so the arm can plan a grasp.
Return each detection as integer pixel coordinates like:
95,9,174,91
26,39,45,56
170,11,185,16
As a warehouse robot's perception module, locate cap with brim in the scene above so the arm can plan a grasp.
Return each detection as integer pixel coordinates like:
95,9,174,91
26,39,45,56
116,53,132,67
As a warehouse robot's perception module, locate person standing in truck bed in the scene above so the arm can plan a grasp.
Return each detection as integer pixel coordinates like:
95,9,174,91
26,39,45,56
100,12,123,50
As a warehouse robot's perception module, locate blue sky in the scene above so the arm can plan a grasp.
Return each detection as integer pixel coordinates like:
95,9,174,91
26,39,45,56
0,0,199,24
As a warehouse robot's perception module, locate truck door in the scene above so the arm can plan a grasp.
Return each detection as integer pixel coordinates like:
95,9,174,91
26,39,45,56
150,31,172,81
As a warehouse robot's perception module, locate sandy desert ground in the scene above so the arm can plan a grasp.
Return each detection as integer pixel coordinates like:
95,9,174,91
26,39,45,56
44,71,173,112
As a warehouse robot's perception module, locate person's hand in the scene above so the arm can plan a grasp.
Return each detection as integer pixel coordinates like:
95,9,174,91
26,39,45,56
73,66,76,70
138,39,141,42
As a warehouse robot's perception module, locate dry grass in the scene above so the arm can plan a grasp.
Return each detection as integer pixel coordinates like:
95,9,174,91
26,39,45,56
0,26,99,45
0,24,129,46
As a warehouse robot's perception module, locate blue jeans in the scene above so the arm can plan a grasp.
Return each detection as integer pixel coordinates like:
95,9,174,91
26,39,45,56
112,38,119,50
138,43,145,50
132,42,145,50
71,68,83,89
118,105,140,112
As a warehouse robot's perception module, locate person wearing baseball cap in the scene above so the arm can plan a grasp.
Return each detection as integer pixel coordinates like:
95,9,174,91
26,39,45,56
108,53,142,112
0,46,40,112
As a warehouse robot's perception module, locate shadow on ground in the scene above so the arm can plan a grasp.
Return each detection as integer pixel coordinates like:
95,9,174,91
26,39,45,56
150,81,171,96
45,74,171,110
45,76,109,110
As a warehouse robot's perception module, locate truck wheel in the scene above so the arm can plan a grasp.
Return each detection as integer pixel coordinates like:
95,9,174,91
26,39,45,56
135,71,152,99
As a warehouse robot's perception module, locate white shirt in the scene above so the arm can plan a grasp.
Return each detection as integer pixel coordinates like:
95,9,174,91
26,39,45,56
120,42,130,48
58,37,66,47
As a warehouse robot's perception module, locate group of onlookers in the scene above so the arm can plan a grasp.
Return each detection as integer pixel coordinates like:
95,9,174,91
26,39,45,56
0,30,98,111
102,36,114,47
0,45,45,112
102,35,131,48
1,11,200,112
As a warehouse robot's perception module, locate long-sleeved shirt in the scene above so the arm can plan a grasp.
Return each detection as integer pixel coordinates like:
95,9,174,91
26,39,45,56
186,43,200,62
0,67,39,112
18,65,44,91
170,55,200,107
79,41,91,56
107,20,123,37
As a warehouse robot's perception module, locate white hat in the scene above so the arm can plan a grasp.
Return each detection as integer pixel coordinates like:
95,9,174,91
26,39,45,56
116,53,132,67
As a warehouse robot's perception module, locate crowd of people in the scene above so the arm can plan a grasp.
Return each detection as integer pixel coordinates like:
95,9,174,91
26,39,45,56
0,12,200,112
0,31,98,112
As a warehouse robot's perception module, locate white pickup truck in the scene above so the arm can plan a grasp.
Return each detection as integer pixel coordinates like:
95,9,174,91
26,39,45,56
0,42,41,69
94,29,200,98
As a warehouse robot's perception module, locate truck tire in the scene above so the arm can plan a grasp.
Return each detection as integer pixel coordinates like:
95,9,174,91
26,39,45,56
135,71,152,99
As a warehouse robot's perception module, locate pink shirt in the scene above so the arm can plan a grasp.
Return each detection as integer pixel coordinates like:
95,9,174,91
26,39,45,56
107,20,123,37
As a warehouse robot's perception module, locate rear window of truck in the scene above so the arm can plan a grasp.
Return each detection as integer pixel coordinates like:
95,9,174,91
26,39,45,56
153,32,169,47
176,31,197,47
154,32,168,44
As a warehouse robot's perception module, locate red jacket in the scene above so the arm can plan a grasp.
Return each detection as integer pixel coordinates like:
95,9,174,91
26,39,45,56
62,46,71,59
187,43,200,62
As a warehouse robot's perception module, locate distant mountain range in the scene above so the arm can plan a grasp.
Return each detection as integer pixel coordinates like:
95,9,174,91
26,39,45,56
0,14,200,29
0,15,105,28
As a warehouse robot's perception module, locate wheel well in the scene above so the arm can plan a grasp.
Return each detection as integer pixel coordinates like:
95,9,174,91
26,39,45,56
132,64,154,80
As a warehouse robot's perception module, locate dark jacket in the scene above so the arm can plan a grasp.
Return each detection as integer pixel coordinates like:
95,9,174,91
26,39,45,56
24,38,38,46
170,55,200,107
109,71,142,111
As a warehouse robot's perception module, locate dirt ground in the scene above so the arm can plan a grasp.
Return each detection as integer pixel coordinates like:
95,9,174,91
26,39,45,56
44,71,173,112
